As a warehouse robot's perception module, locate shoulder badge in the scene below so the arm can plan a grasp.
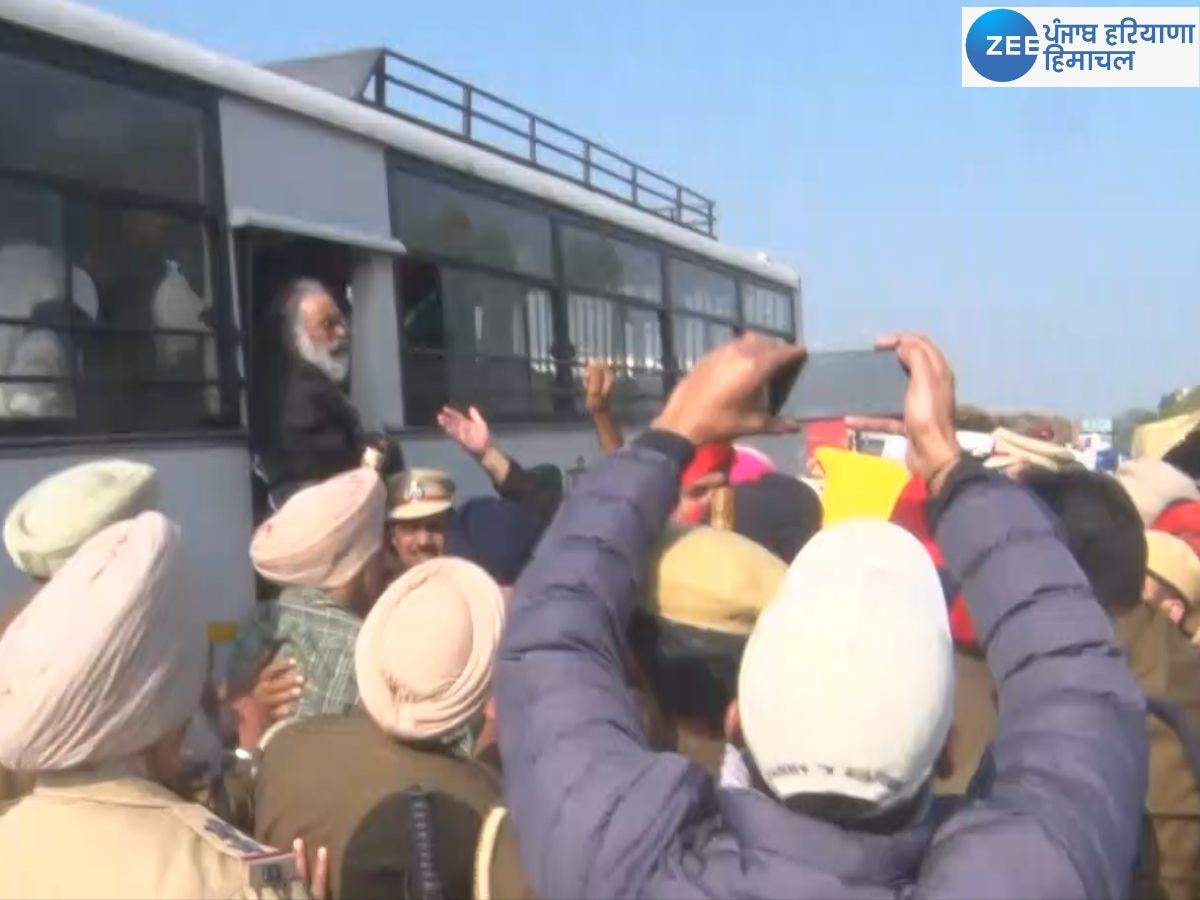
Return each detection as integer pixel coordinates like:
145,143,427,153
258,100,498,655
175,802,296,878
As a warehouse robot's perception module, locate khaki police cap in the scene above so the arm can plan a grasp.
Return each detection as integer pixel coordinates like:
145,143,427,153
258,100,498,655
642,525,787,636
386,469,456,522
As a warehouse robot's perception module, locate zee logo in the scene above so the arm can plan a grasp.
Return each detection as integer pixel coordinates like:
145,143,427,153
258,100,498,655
985,34,1039,56
966,9,1040,81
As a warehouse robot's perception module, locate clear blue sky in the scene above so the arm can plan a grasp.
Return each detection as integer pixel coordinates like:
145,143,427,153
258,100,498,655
91,0,1199,418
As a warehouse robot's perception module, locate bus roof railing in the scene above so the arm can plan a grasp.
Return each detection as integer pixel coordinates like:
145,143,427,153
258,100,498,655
356,49,717,238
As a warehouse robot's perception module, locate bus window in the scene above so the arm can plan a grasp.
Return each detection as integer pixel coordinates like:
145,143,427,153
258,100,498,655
397,257,448,427
0,46,232,438
743,282,794,337
562,223,666,419
668,259,737,375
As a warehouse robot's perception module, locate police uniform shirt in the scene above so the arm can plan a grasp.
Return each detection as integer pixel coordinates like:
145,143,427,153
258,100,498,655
0,765,305,899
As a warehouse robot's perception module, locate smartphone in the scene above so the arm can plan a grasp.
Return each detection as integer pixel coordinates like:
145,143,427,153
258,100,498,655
773,349,908,421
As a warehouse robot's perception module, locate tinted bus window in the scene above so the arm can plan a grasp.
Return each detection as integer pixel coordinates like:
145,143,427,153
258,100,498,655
561,223,661,303
743,282,793,334
669,258,736,319
0,50,206,206
390,170,552,278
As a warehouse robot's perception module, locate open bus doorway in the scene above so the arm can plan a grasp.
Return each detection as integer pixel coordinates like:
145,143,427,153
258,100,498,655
236,230,355,519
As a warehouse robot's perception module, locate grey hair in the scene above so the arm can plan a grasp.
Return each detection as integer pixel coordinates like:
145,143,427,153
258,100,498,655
278,277,333,350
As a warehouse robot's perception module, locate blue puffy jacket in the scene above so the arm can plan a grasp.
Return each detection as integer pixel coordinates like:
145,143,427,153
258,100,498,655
495,434,1148,899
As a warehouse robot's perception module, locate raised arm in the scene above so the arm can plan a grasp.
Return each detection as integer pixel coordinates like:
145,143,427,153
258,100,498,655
921,463,1147,897
496,336,806,899
852,334,1147,898
585,361,625,455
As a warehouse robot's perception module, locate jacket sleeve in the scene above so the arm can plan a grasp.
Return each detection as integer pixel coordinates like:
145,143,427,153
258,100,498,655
918,466,1148,899
280,376,363,477
494,438,717,900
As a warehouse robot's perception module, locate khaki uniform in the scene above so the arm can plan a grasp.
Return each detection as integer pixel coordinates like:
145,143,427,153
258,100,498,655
1114,603,1200,900
935,646,998,795
0,767,305,899
255,713,533,900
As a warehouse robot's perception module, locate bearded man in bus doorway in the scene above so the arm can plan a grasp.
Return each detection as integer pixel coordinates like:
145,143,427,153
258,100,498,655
261,278,400,508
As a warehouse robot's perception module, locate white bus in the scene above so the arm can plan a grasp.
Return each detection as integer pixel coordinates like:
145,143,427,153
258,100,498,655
0,0,802,628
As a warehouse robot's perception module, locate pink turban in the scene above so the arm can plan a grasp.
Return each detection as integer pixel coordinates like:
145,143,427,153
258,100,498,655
730,445,777,485
0,512,205,771
355,557,504,741
251,469,386,589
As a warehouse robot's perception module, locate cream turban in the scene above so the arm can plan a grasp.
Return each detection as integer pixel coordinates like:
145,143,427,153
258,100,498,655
1146,531,1200,608
251,469,385,589
4,459,158,579
0,512,206,771
356,557,504,741
1115,459,1200,526
645,526,786,635
739,519,954,808
984,428,1080,475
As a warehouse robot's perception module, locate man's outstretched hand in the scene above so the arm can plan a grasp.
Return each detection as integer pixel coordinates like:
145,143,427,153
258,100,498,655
846,334,961,492
438,405,492,458
652,333,807,446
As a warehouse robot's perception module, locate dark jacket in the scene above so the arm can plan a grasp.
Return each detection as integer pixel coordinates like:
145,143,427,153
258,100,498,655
264,360,364,490
254,714,532,900
495,437,1148,899
1113,603,1200,899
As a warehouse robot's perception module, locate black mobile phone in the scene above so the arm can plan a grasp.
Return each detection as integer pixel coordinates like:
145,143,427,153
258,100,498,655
775,349,907,421
767,355,804,416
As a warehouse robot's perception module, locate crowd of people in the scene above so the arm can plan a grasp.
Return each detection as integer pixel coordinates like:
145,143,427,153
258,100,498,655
0,280,1198,899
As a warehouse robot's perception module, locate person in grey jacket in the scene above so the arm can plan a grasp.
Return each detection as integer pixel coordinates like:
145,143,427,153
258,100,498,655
495,332,1149,899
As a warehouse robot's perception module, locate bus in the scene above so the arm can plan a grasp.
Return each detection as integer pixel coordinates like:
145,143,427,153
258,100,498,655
0,0,802,628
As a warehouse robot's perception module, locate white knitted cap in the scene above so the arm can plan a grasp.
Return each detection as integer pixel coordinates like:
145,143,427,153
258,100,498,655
738,519,955,808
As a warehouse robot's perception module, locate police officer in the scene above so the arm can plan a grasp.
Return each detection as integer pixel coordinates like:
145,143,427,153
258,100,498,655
0,512,305,898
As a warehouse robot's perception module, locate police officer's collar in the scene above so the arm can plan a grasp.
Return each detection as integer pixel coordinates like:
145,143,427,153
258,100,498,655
34,759,177,807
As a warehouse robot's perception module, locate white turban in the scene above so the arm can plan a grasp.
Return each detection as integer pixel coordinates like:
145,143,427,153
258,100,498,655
739,519,954,809
4,459,158,579
251,469,385,590
356,557,504,741
0,512,206,771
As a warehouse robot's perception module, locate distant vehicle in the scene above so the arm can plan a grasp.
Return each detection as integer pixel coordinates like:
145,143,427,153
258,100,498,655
0,0,801,629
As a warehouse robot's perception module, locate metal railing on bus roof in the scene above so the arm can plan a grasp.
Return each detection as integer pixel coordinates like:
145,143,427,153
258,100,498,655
361,49,717,238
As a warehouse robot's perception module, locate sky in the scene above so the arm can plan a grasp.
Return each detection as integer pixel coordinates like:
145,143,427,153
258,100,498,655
88,0,1200,418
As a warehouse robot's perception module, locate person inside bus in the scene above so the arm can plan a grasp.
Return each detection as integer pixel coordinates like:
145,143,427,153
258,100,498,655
495,333,1147,899
259,277,401,508
383,469,455,578
227,468,387,745
0,244,99,420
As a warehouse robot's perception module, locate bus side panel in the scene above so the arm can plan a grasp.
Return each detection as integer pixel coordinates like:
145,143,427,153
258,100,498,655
0,444,255,626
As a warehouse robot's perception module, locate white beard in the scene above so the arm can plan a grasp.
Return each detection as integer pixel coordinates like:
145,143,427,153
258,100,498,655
295,324,350,385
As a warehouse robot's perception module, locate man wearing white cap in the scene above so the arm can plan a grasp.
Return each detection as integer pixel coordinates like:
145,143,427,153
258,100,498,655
228,468,387,734
253,556,531,899
0,512,304,898
496,333,1147,898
